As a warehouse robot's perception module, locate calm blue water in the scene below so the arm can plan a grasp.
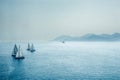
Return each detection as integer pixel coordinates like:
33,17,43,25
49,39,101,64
0,42,120,80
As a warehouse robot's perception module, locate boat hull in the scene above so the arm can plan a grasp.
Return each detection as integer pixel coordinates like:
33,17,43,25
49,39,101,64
27,49,30,51
12,55,16,57
30,50,35,52
15,57,25,59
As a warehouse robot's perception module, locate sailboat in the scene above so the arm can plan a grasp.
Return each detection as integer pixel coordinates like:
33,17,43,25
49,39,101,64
30,44,35,52
27,43,31,51
62,41,65,43
12,44,18,57
15,45,25,59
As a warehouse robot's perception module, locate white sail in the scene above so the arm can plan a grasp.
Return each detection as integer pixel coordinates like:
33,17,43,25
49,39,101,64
15,45,24,59
19,50,23,57
15,51,19,58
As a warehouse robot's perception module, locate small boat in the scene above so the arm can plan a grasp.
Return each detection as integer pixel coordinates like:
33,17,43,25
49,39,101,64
27,43,31,51
12,44,18,57
30,44,35,52
62,41,65,43
15,45,25,59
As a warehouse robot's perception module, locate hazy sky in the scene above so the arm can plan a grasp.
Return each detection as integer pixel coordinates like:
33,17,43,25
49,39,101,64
0,0,120,41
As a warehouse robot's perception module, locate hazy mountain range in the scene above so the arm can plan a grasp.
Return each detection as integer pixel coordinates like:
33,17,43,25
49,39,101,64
54,33,120,41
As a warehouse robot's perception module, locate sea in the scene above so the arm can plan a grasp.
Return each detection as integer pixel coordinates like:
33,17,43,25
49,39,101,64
0,42,120,80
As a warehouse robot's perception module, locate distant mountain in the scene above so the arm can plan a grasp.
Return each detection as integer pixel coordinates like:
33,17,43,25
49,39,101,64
54,33,120,41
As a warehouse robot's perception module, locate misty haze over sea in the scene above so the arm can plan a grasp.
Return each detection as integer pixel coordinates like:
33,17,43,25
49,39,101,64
0,0,120,41
54,33,120,42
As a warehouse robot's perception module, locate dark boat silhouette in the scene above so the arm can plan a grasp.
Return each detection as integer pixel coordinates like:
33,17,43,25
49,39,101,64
62,41,65,43
27,43,31,51
12,44,18,57
30,44,35,52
